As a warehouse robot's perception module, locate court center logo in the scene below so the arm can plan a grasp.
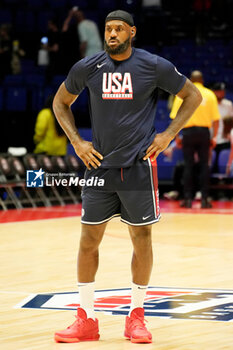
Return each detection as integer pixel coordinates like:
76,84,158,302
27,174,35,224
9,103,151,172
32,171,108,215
16,287,233,322
26,169,44,187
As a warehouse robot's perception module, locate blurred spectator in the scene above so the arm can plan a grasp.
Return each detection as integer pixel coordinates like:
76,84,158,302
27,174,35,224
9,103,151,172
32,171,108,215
47,19,61,76
38,19,61,81
162,139,183,200
63,7,102,58
11,40,25,74
193,0,212,44
75,9,102,57
140,0,164,46
38,37,49,67
212,82,233,172
61,8,81,71
225,117,233,176
0,24,12,80
210,0,227,29
142,0,161,7
170,70,220,208
163,138,201,201
34,95,68,156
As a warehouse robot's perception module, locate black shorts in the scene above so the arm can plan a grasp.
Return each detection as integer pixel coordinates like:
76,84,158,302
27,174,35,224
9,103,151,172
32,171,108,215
81,157,160,226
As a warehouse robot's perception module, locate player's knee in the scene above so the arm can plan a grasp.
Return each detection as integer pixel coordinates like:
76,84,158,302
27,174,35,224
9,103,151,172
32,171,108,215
130,225,152,242
79,228,102,252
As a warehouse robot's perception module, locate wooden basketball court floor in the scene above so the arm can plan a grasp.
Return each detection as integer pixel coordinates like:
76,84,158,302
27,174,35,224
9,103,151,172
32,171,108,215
0,200,233,350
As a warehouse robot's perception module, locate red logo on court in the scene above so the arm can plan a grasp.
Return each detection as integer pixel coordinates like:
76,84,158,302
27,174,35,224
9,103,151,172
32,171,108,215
67,291,190,309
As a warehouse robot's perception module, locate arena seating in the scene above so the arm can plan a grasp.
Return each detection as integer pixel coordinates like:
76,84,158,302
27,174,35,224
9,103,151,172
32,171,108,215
6,87,27,111
0,154,25,210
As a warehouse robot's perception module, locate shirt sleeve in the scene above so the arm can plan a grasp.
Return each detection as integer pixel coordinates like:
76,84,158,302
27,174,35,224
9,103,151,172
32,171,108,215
65,58,88,95
170,96,183,119
210,92,221,121
156,56,186,95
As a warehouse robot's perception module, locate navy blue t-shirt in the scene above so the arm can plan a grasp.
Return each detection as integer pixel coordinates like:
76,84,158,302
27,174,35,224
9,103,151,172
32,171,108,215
65,48,186,168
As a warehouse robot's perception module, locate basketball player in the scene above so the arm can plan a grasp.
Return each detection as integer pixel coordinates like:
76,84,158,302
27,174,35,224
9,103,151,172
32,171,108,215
53,10,202,343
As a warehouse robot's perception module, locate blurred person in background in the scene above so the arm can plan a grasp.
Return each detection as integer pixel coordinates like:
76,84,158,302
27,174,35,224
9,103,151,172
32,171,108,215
38,19,61,81
225,117,233,176
170,70,220,208
63,7,102,58
11,39,25,75
61,8,80,72
193,0,212,45
34,95,67,156
163,137,202,201
162,138,183,200
0,23,12,80
46,19,61,78
212,82,233,172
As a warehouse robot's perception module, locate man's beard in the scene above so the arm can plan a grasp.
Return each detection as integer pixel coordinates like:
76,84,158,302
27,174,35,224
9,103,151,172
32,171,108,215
104,37,131,55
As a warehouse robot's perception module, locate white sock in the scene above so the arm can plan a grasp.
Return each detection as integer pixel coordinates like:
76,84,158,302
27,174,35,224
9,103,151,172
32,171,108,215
129,282,148,315
77,281,95,320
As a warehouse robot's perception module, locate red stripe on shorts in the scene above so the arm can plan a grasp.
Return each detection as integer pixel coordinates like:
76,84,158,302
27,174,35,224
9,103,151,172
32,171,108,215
149,156,159,217
121,168,124,182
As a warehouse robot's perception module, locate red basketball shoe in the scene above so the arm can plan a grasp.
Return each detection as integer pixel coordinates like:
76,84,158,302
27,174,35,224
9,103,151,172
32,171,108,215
54,308,100,343
124,308,152,343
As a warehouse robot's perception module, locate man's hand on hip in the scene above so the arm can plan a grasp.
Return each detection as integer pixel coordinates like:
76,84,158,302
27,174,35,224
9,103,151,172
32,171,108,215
143,132,173,161
72,139,103,170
